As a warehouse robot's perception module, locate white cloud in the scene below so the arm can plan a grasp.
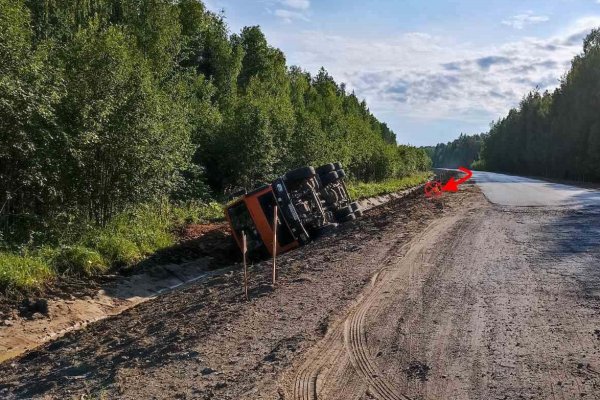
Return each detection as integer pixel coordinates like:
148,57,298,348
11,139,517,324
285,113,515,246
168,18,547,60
271,0,310,22
280,0,310,10
274,8,309,23
502,12,549,30
269,17,600,124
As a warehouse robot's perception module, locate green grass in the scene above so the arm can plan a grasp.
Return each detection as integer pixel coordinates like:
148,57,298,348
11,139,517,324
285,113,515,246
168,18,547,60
0,253,54,294
53,246,108,276
0,201,225,295
347,172,431,200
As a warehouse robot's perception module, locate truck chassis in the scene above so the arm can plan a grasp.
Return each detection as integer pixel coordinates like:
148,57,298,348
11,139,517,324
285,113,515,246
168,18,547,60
225,163,362,256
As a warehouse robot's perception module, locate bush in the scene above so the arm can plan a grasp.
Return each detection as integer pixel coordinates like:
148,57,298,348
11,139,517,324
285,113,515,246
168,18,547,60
92,236,142,267
53,246,108,276
0,253,54,293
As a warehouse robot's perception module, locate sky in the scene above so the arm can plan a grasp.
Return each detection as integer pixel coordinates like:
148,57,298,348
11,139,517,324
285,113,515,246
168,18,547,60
203,0,600,146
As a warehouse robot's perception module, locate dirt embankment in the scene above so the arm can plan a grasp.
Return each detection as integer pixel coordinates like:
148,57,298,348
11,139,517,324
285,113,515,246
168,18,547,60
0,222,237,364
0,185,424,365
0,185,466,399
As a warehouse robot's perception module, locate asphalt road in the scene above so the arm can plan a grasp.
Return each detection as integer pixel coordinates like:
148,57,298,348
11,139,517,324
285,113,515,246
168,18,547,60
473,170,600,207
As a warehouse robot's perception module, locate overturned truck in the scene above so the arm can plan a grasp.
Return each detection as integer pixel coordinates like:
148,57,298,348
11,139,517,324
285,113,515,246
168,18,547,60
225,163,362,257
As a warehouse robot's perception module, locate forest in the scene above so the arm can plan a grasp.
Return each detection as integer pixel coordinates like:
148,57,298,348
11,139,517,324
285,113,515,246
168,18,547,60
478,29,600,180
424,133,486,169
0,0,430,293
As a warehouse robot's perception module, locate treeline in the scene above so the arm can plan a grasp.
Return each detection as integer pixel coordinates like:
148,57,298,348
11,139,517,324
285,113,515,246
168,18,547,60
424,133,486,168
0,0,430,247
479,29,600,180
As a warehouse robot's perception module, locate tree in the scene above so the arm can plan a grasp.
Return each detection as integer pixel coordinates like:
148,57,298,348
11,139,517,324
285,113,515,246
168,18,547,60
478,28,600,181
1,0,430,247
59,25,192,224
0,0,65,243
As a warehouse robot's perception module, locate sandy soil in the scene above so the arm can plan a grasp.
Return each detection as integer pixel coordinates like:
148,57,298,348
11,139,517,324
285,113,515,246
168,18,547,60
2,184,600,399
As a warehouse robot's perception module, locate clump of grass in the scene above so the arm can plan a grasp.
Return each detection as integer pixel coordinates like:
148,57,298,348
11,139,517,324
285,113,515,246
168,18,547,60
53,246,108,276
347,172,431,200
91,235,142,267
169,201,224,225
0,253,54,293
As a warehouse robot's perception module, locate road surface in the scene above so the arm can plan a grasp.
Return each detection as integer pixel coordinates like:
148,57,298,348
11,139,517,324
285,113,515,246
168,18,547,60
474,170,600,207
2,173,600,399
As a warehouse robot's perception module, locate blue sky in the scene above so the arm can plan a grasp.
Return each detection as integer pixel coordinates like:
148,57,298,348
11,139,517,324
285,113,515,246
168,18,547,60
204,0,600,146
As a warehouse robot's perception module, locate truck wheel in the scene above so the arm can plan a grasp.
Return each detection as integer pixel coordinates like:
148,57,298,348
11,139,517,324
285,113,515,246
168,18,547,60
341,213,356,223
316,223,338,236
336,169,346,179
334,205,353,220
316,163,335,175
285,166,316,182
320,171,339,185
334,162,343,170
349,202,364,218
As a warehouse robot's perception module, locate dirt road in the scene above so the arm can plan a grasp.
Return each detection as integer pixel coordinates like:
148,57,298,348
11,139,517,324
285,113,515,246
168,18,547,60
278,185,600,399
2,178,600,399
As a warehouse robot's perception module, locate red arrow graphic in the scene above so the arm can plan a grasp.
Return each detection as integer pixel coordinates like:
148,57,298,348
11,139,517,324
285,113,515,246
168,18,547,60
441,167,473,192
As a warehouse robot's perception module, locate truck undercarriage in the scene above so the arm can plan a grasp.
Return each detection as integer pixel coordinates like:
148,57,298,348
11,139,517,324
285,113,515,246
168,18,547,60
225,163,362,256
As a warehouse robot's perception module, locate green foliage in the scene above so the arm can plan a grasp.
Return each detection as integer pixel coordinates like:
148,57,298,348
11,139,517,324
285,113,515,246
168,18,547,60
347,173,432,200
0,0,432,294
479,29,600,181
53,246,108,276
0,200,225,294
168,201,224,225
61,24,193,225
92,236,142,267
83,202,175,264
0,253,53,293
426,133,486,169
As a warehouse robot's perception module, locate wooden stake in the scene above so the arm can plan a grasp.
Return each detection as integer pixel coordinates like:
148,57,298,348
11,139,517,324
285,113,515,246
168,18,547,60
242,231,248,301
272,205,278,286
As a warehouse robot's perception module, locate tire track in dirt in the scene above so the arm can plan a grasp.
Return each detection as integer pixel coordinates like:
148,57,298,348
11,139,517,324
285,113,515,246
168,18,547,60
290,237,413,400
288,216,461,400
343,278,409,400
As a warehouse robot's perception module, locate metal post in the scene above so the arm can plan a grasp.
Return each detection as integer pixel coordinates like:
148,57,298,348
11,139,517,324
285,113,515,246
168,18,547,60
242,231,248,301
272,205,278,286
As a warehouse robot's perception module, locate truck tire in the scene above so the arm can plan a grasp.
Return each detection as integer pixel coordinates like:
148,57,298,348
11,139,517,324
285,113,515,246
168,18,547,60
334,162,343,170
336,169,346,179
341,213,356,223
316,223,338,237
320,171,339,185
285,166,316,182
334,205,353,220
350,202,363,218
316,163,335,175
